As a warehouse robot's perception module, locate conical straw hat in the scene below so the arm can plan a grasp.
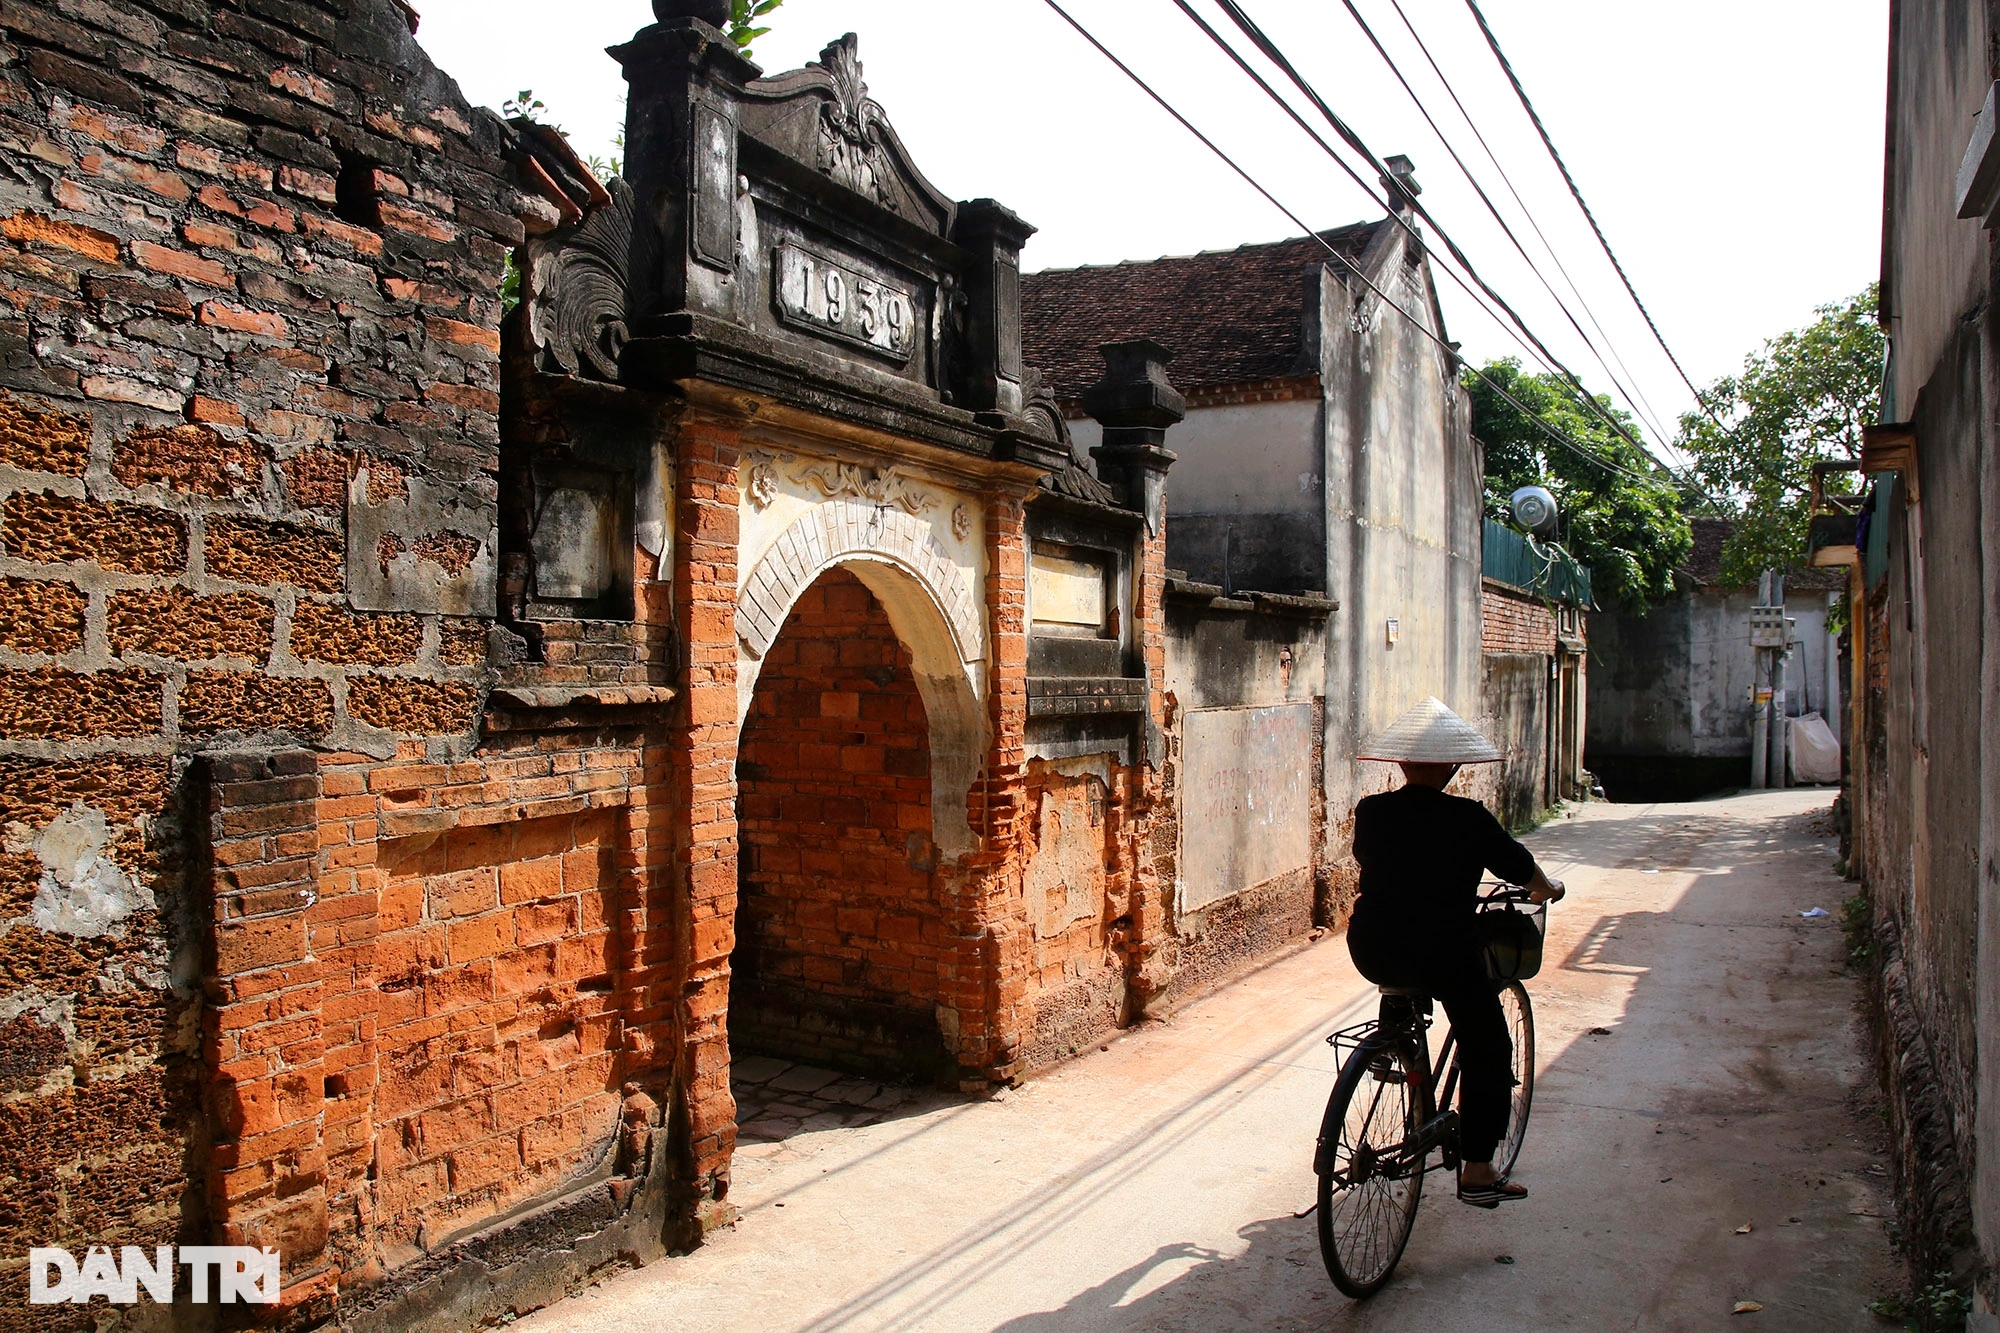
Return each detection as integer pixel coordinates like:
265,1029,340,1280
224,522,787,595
1357,696,1502,764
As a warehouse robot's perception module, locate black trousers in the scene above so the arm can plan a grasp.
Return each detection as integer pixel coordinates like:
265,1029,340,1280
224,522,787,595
1346,923,1513,1166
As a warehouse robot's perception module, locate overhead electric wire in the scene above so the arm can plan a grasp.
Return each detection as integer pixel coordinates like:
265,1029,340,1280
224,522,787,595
1038,0,1674,493
1459,0,1709,423
1383,0,1683,464
1199,0,1707,497
1357,0,1679,456
1163,0,1674,494
1459,0,1803,501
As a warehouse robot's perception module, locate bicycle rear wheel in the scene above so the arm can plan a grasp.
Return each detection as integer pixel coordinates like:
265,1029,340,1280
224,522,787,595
1316,1041,1426,1298
1495,981,1534,1178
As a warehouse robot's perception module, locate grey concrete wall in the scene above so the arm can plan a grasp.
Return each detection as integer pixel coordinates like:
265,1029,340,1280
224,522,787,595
1871,2,1999,1300
1479,652,1551,831
1862,316,1992,1294
1074,398,1326,595
1882,1,1991,419
1158,598,1329,993
1318,226,1485,857
1588,591,1832,762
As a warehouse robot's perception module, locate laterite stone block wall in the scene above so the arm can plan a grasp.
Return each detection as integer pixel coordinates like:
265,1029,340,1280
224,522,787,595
0,0,600,1320
734,569,943,1076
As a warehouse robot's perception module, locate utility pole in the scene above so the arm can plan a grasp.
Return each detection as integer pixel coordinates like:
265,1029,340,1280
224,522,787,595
1749,570,1789,789
1769,572,1789,788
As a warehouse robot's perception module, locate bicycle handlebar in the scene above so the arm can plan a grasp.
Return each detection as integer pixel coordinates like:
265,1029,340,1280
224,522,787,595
1479,880,1564,905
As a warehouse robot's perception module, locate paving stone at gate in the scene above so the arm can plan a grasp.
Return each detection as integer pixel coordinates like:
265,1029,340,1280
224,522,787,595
823,1079,875,1105
732,1056,792,1085
766,1064,843,1094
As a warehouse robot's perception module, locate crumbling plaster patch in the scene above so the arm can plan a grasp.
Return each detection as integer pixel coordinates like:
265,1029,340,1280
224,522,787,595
13,803,154,939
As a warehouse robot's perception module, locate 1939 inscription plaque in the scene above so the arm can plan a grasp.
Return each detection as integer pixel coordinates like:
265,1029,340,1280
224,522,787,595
774,241,915,363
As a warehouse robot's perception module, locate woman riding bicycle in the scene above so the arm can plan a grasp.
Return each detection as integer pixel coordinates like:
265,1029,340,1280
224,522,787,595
1347,696,1564,1208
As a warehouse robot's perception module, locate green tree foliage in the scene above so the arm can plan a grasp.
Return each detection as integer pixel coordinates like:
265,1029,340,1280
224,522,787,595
1677,285,1883,587
726,0,785,58
1468,359,1692,611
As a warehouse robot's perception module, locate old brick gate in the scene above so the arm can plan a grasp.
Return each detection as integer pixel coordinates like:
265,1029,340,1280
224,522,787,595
0,0,1188,1324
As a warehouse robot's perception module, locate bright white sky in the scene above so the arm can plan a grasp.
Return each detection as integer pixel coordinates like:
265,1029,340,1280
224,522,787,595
414,0,1886,458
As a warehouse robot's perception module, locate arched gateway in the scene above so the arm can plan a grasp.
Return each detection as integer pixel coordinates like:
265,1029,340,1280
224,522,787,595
507,3,1185,1242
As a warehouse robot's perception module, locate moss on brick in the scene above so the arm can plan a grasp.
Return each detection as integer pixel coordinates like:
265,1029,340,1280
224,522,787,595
3,492,185,574
113,422,267,498
205,515,343,592
346,675,479,733
0,390,91,476
290,600,420,664
108,586,272,661
0,668,161,739
0,577,86,654
179,671,332,736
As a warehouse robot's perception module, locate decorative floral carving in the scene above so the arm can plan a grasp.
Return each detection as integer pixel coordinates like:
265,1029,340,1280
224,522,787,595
528,180,640,382
792,459,938,516
812,35,895,207
951,503,971,541
746,459,778,508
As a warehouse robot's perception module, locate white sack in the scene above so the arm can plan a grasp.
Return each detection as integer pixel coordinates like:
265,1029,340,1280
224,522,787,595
1790,711,1842,784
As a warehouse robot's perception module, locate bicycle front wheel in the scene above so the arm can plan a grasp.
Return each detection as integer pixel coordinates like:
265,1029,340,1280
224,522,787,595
1316,1041,1426,1299
1495,981,1535,1178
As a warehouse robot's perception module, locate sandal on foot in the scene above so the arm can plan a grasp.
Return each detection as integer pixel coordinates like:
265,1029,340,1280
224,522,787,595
1457,1177,1528,1208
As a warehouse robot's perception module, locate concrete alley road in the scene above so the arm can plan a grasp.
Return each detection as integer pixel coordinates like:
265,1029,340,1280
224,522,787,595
520,790,1898,1332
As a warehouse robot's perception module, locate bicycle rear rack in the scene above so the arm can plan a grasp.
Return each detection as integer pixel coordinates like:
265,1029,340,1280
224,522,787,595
1325,1004,1433,1066
1325,1019,1380,1067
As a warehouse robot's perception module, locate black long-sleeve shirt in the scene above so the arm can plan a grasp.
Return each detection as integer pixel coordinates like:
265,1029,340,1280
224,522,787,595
1349,784,1540,945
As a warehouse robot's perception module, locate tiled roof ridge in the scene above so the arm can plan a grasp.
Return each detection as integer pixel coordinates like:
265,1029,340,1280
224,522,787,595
1027,222,1380,278
1021,220,1385,400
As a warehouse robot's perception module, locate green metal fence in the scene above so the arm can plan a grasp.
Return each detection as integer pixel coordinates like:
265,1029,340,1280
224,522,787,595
1483,517,1594,607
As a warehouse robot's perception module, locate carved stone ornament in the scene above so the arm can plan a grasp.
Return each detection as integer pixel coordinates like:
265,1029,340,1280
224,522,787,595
529,179,646,382
792,459,938,516
746,458,779,508
951,503,971,541
813,36,895,207
736,34,955,234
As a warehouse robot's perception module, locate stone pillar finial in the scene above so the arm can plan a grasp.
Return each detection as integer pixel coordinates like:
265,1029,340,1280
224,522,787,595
951,199,1037,417
1083,338,1182,533
653,0,728,26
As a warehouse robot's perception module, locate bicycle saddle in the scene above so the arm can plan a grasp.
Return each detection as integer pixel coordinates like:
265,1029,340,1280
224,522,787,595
1376,985,1429,997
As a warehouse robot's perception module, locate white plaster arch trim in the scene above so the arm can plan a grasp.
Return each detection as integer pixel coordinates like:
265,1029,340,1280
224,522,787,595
736,497,983,664
734,497,990,859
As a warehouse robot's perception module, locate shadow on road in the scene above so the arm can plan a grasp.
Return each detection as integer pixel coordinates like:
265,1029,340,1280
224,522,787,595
989,794,1892,1330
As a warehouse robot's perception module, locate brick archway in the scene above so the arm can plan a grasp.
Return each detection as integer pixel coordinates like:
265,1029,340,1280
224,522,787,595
732,568,947,1077
736,498,987,858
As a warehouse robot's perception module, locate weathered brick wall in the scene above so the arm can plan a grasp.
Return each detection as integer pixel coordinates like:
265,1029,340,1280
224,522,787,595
1481,582,1558,656
1015,762,1129,1066
734,569,943,1076
0,0,567,1319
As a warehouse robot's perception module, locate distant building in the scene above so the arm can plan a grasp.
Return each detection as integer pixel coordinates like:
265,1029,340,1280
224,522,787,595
1026,183,1549,924
1586,517,1842,799
1479,518,1591,829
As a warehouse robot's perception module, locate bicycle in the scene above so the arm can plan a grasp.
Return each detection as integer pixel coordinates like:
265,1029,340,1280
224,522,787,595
1310,883,1549,1298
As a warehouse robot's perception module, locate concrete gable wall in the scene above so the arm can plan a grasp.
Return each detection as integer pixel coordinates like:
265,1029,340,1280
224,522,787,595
1316,227,1483,863
1884,1,1991,415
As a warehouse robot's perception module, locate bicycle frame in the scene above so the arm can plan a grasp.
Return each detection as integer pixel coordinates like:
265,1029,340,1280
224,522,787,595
1315,995,1464,1182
